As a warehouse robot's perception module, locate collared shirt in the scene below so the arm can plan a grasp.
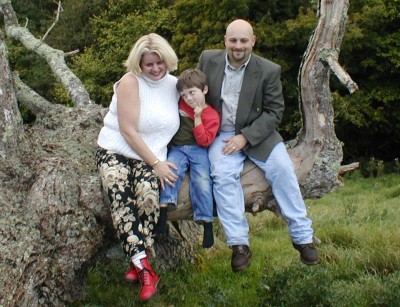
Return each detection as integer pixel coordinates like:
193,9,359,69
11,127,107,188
220,54,251,132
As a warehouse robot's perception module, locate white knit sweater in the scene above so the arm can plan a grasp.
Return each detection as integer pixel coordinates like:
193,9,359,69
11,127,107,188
97,72,180,161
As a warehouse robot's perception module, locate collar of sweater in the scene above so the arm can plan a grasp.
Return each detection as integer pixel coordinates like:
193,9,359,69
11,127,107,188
141,72,169,87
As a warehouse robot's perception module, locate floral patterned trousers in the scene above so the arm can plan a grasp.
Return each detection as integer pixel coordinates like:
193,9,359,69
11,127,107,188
96,147,160,258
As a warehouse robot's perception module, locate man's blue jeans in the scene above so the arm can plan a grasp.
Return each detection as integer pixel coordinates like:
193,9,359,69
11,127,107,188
208,131,314,246
159,145,214,222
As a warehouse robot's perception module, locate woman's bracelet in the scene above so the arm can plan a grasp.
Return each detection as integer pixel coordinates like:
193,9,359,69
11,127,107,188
150,159,160,167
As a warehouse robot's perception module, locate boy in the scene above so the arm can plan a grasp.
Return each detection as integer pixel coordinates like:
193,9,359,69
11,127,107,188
158,68,220,248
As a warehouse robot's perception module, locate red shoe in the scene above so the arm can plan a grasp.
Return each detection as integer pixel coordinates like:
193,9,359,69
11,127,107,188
124,264,138,282
134,257,160,301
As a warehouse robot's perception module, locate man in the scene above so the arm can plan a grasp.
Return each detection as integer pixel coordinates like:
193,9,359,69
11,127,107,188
197,19,319,272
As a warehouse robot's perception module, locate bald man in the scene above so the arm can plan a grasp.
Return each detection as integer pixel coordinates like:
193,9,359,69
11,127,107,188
197,19,319,272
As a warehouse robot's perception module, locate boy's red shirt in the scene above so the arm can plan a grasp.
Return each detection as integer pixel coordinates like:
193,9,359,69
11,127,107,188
178,98,220,147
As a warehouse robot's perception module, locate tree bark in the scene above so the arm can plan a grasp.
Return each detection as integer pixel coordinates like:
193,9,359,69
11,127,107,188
0,0,357,306
286,0,357,199
0,28,23,161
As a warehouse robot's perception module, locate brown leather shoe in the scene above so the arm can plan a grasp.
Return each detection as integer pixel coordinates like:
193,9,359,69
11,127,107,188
292,242,319,265
231,245,252,272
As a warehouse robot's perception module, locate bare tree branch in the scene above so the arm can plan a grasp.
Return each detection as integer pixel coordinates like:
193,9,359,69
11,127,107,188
0,0,92,107
13,72,53,115
65,49,80,56
323,51,359,93
339,162,359,175
41,1,63,42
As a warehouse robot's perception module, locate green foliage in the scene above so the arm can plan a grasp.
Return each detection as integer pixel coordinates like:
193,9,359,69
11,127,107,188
72,0,317,112
11,0,107,51
260,266,400,306
44,0,108,52
8,0,400,160
10,0,106,104
71,0,177,105
333,0,400,162
254,4,317,138
11,0,59,36
355,157,400,178
172,0,252,70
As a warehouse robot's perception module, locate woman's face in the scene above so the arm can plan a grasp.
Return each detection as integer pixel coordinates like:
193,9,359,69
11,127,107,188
140,52,167,80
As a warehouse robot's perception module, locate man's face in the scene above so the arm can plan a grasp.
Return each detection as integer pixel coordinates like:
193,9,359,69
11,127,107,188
224,25,255,68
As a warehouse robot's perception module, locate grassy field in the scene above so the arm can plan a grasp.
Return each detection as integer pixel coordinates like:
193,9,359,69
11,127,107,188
72,172,400,306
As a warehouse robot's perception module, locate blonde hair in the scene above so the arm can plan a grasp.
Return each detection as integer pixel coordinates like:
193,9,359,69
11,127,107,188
124,33,178,75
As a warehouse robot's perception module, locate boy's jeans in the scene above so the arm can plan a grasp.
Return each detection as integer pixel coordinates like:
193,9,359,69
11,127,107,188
159,145,214,222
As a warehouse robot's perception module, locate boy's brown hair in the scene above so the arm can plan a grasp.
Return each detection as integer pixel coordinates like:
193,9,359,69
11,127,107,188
176,68,207,92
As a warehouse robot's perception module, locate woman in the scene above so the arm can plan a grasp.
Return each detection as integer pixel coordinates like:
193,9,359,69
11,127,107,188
96,33,180,302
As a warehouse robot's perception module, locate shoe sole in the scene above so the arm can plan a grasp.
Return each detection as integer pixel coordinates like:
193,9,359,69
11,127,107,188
300,258,319,265
232,252,252,272
232,262,251,272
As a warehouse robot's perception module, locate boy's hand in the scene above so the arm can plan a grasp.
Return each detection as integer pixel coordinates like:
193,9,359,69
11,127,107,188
194,101,206,118
194,105,204,117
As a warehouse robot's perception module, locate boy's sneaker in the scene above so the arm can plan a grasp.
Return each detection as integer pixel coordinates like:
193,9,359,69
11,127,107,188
292,242,319,265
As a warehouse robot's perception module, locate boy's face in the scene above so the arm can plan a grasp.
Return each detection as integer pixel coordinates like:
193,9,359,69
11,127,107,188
180,86,208,109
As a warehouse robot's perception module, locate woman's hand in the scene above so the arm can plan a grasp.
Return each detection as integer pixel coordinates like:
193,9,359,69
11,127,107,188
153,161,178,190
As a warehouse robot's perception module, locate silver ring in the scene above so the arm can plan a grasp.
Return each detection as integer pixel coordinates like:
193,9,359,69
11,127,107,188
232,146,236,149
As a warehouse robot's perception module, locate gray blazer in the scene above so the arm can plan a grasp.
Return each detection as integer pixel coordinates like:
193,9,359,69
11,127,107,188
198,50,284,161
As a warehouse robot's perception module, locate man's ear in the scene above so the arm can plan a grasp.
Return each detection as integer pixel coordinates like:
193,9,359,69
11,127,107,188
203,85,209,95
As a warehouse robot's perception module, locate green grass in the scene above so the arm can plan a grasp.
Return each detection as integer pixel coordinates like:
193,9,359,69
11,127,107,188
71,173,400,306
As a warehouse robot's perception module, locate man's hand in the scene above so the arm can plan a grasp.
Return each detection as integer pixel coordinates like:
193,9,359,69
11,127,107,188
222,134,248,155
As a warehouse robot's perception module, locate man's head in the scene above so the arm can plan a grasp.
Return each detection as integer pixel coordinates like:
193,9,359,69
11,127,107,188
177,69,208,109
224,19,256,68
